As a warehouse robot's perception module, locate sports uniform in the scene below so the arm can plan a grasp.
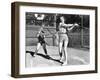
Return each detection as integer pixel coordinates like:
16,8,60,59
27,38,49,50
58,16,78,66
38,33,45,45
34,28,50,59
58,25,69,44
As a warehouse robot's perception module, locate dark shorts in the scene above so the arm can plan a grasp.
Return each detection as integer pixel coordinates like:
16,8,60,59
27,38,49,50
38,35,45,45
38,40,45,45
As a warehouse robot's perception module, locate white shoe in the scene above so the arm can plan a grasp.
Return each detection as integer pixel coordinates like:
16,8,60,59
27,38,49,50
59,57,63,62
33,53,37,57
62,61,67,66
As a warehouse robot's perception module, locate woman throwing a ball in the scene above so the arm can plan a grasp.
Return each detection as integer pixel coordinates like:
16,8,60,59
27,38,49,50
58,16,79,66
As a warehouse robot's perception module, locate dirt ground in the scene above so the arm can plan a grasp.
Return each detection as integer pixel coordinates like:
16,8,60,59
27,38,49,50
25,46,89,67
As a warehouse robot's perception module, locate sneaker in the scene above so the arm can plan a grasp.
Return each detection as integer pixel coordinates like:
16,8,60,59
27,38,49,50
31,52,37,57
45,55,51,59
62,61,67,66
59,57,63,62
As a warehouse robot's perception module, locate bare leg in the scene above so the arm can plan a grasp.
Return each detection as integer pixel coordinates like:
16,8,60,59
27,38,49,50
42,43,50,59
62,40,68,65
59,42,63,61
34,43,41,56
42,43,47,55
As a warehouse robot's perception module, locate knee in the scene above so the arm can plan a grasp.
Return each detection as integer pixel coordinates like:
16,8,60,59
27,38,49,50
64,47,67,50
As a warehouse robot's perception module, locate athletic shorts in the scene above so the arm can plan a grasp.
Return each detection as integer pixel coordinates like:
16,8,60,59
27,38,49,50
38,40,45,45
59,33,68,43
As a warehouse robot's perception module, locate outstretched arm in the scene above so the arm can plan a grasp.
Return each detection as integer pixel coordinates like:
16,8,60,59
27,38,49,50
67,23,79,31
63,23,74,27
59,23,74,28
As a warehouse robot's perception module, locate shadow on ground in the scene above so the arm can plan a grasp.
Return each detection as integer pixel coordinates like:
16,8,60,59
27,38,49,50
26,51,62,64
